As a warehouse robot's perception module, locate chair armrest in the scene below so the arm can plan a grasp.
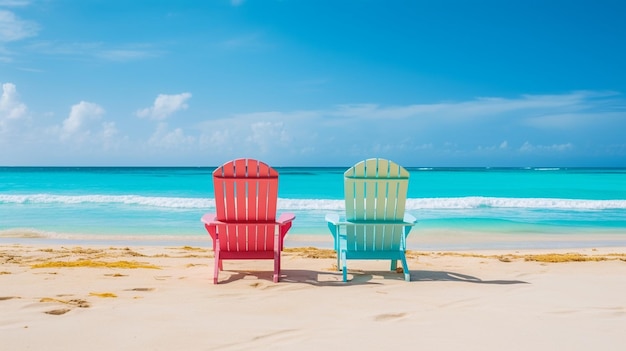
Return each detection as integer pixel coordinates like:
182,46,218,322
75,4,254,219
277,212,296,224
201,213,218,225
403,213,418,224
325,213,340,225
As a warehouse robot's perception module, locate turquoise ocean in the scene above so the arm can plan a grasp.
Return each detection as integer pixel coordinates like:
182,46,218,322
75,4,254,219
1,167,625,249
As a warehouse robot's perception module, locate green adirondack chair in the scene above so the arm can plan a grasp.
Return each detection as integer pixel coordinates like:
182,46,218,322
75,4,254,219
325,158,417,282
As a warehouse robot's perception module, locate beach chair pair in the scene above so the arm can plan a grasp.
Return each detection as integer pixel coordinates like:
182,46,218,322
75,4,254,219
201,158,417,284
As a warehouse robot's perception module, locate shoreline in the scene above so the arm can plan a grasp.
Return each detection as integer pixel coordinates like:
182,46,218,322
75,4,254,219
2,229,626,251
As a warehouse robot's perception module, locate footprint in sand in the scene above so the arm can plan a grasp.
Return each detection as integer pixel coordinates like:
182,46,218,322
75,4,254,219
44,308,71,315
374,312,407,321
69,299,90,307
186,263,207,268
125,288,154,292
251,329,300,342
0,296,20,301
40,297,90,308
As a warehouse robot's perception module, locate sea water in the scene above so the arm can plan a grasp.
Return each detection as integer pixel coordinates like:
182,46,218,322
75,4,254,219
1,167,625,248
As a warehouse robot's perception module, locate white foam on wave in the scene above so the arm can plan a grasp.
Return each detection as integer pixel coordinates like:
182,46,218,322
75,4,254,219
283,197,626,210
0,194,212,209
406,197,626,210
278,199,344,210
2,194,625,211
534,168,561,171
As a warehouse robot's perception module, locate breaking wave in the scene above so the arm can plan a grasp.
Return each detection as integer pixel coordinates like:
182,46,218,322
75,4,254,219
2,194,625,211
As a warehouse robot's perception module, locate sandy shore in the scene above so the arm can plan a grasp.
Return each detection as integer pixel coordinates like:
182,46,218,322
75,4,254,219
1,242,626,350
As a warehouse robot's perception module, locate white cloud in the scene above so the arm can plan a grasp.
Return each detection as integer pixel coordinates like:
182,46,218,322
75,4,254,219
25,40,100,55
0,82,26,119
0,1,31,7
0,82,27,132
523,112,624,130
477,141,510,152
148,122,195,148
0,9,38,42
330,91,619,122
25,41,162,62
220,33,266,50
193,91,626,165
61,101,105,138
200,129,231,150
137,92,192,120
519,142,574,153
198,110,317,159
96,49,158,62
2,89,623,166
99,121,121,150
101,121,118,139
247,121,291,153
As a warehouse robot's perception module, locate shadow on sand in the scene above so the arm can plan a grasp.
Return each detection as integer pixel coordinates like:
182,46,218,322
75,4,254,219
215,268,528,286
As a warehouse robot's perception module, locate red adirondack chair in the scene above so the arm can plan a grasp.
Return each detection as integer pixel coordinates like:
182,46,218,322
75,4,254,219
201,158,295,284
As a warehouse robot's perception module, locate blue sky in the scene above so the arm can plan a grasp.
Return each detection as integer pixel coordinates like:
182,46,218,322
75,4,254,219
1,0,625,167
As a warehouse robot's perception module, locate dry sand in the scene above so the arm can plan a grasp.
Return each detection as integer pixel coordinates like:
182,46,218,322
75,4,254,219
1,242,626,350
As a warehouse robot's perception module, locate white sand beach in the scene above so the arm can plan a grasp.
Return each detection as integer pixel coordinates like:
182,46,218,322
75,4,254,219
1,240,626,351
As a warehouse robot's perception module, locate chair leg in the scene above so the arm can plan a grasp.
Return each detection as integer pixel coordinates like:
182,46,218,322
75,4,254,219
214,238,221,283
329,226,341,271
401,256,410,282
213,255,220,284
335,239,339,271
341,250,348,282
273,248,280,283
390,260,398,271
